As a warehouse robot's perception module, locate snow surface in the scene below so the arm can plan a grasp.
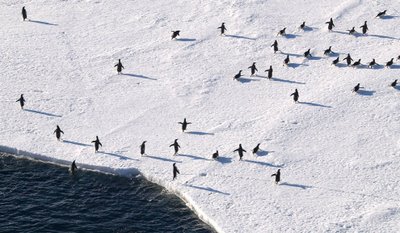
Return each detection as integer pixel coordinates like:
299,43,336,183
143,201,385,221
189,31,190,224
1,0,400,232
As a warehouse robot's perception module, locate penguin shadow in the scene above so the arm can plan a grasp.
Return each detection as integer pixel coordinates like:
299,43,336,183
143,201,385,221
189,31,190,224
98,151,138,161
271,77,306,85
280,182,313,190
284,33,300,39
281,52,303,57
145,155,181,163
244,159,283,168
298,101,332,108
366,34,399,40
369,65,384,70
302,26,316,32
28,19,58,26
179,154,209,161
185,184,230,195
388,64,400,69
225,34,256,40
380,15,399,20
63,140,91,147
357,89,375,96
215,156,232,164
393,86,400,91
186,131,214,136
238,77,260,83
24,109,62,118
307,56,322,61
287,63,308,69
255,150,273,157
122,73,157,80
335,63,348,68
331,30,349,35
176,38,196,42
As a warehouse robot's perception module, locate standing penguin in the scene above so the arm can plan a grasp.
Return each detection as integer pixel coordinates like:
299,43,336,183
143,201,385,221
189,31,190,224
212,150,219,160
325,18,335,31
173,163,180,180
91,136,102,153
299,21,306,30
332,57,340,65
70,160,78,174
170,139,180,156
171,30,180,40
54,125,64,141
368,59,378,68
290,89,299,103
22,7,27,21
304,49,312,58
114,59,124,74
283,55,290,66
351,59,361,68
178,118,191,132
324,46,332,55
218,23,227,35
248,62,258,76
277,27,286,36
385,58,394,68
343,54,353,66
353,83,360,92
390,79,397,88
16,94,25,109
360,21,368,34
140,141,146,156
265,66,273,80
252,143,260,156
271,169,281,184
397,55,400,60
376,10,387,18
347,27,356,35
233,144,246,161
271,40,279,53
233,70,242,80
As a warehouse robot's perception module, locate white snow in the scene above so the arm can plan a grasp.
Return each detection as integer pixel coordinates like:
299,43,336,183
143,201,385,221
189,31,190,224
1,0,400,232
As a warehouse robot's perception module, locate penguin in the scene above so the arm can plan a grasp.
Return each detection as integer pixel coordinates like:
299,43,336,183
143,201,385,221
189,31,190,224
54,125,64,141
300,21,306,30
169,139,180,156
248,62,258,76
171,30,180,40
284,55,290,66
178,118,191,132
91,136,102,153
265,66,273,80
290,89,299,103
353,83,360,93
351,59,361,68
212,150,219,160
252,143,260,156
70,160,78,174
271,169,281,184
218,23,227,35
332,57,340,66
22,6,27,21
360,21,368,34
140,141,146,156
233,70,242,80
16,94,25,109
385,58,394,68
271,40,279,53
325,18,335,31
324,46,332,55
173,163,180,180
114,59,124,74
343,54,353,66
376,10,387,18
347,27,356,35
304,49,312,58
397,55,400,60
233,144,246,160
391,79,397,87
277,27,286,36
368,59,378,68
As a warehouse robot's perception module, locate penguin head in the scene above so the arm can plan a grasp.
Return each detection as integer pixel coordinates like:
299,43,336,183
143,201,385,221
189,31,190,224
277,169,281,172
175,139,178,142
222,22,225,25
96,136,99,139
143,141,147,144
239,70,242,73
173,163,176,166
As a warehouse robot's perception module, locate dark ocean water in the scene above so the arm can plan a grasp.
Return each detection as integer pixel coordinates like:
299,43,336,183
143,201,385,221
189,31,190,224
0,153,214,233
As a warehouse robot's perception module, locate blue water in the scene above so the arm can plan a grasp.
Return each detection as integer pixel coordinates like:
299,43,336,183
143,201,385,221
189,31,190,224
0,153,214,233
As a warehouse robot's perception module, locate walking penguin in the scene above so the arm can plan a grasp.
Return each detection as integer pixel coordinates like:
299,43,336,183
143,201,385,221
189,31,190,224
332,57,340,66
233,70,242,80
271,169,281,184
390,80,397,88
271,40,279,53
70,160,78,174
252,143,260,156
173,163,180,180
325,18,335,31
170,139,180,156
54,125,64,141
233,144,247,161
385,58,394,68
178,118,191,132
212,150,219,160
265,66,273,80
347,27,356,35
91,136,102,153
284,55,290,66
304,49,312,58
324,46,332,55
22,7,27,21
300,21,306,30
171,30,180,40
248,62,258,76
114,59,124,74
277,27,286,36
368,59,378,68
16,94,25,109
360,21,368,34
353,83,360,93
376,10,387,18
140,141,146,156
343,54,353,66
290,89,299,103
352,59,361,68
218,23,227,35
